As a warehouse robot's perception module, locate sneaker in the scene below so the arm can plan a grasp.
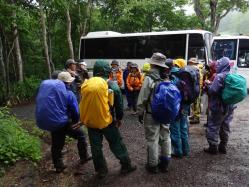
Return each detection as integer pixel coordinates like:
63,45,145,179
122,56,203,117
131,111,138,115
80,155,92,165
121,164,137,174
145,165,159,174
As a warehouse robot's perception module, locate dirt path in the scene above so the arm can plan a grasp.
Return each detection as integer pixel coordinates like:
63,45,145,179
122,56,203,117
2,96,249,186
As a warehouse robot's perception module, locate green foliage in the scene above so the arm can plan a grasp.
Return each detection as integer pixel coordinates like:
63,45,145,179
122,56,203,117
218,10,249,35
10,76,41,101
0,107,41,166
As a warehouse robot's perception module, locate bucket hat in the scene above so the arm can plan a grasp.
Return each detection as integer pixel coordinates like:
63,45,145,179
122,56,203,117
146,53,168,68
188,57,199,65
58,72,75,83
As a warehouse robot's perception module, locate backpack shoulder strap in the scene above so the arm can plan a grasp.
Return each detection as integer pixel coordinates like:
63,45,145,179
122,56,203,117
145,74,163,114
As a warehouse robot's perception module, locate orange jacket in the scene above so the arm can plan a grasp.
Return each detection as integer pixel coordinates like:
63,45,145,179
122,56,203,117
126,72,142,91
109,68,123,87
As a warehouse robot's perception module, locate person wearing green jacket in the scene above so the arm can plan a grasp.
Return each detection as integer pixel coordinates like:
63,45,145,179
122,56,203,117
85,60,136,179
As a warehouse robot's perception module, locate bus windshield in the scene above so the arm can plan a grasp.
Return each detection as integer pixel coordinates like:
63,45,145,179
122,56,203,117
238,39,249,68
212,39,237,60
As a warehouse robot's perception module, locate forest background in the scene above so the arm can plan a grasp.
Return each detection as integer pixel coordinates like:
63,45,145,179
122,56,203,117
0,0,249,105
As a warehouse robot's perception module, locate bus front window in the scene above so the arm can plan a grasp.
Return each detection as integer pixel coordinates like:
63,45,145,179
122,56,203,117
212,39,237,61
238,39,249,68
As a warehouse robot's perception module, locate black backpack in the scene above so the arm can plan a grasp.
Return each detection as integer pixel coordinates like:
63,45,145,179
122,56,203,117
176,66,200,104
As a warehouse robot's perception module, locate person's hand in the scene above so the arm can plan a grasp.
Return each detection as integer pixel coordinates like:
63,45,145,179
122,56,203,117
138,113,144,124
129,87,134,91
205,80,211,85
67,69,77,77
71,122,81,130
116,120,122,128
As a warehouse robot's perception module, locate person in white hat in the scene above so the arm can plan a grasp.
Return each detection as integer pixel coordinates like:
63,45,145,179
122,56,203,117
77,60,89,83
49,71,92,173
137,52,171,174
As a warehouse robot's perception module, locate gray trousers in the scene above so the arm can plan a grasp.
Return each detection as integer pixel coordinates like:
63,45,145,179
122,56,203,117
144,114,171,167
206,108,234,146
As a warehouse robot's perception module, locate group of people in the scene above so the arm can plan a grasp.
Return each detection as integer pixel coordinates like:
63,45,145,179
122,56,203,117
36,52,236,179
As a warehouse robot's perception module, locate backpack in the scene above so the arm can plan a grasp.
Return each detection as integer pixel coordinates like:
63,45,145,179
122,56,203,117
222,73,247,105
176,66,200,104
79,77,113,129
151,81,182,124
35,80,69,131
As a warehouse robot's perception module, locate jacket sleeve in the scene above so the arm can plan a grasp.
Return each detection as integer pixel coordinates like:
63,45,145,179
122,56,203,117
208,74,225,95
137,73,143,88
117,70,123,87
137,76,153,113
110,82,124,120
67,90,80,123
126,74,132,90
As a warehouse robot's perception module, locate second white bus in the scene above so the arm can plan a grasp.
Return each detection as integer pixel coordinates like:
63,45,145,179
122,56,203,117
212,35,249,88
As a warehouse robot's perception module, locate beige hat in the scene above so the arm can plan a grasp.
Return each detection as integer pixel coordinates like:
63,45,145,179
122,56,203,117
146,52,168,68
188,57,198,64
58,72,75,83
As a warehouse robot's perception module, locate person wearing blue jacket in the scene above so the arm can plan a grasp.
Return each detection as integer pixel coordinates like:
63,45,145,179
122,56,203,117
169,59,190,158
51,71,91,173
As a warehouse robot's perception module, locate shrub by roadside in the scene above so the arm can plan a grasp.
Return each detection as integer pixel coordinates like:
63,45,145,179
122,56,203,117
0,76,41,106
0,107,41,176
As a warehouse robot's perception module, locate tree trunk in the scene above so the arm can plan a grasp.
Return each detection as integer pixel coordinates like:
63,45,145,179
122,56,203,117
0,33,7,89
40,5,52,78
210,0,218,32
66,9,74,59
193,0,206,28
82,0,93,36
12,11,24,82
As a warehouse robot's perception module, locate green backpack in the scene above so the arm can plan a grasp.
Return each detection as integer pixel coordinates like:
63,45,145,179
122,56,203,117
222,73,247,105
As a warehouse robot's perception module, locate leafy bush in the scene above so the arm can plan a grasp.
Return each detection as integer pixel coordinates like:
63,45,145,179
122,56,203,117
0,107,41,166
10,76,41,100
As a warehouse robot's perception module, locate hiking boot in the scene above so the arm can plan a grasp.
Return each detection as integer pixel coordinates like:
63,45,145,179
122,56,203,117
97,168,108,179
55,163,67,173
190,118,200,124
158,159,170,173
54,159,67,173
145,165,159,174
218,144,227,154
121,164,137,174
171,153,183,159
204,145,218,155
80,155,92,165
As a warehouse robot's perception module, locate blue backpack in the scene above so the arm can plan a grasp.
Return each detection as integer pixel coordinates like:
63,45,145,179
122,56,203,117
151,81,182,124
35,80,69,131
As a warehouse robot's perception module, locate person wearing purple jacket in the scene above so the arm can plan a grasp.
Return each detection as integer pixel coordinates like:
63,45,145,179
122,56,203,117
204,57,236,154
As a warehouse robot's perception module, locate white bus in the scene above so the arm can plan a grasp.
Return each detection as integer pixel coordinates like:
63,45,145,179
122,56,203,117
79,30,213,69
212,35,249,88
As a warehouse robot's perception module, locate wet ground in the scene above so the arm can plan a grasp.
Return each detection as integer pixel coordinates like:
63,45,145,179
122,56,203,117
1,96,249,187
